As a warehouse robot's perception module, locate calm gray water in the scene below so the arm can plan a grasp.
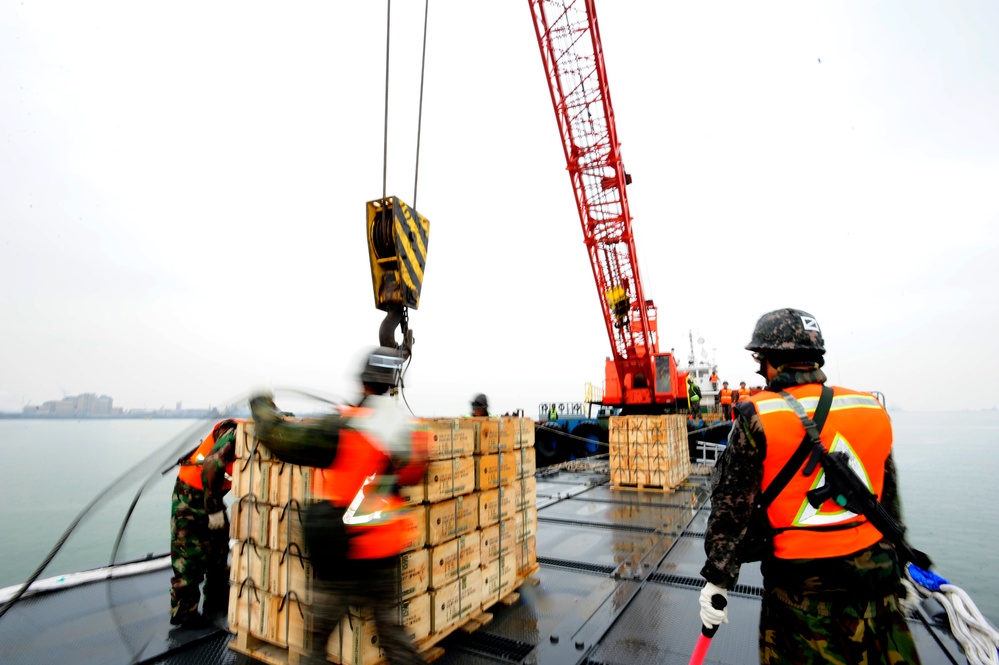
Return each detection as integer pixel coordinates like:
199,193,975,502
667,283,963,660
0,412,996,626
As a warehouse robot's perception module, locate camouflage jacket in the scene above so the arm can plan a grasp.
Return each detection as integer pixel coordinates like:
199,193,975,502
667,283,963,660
200,429,236,515
700,368,905,596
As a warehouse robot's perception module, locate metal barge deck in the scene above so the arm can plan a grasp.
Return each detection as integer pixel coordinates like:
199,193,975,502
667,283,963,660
0,463,967,665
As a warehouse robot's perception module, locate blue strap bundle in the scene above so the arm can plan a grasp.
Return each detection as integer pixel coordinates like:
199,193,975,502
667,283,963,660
908,563,948,592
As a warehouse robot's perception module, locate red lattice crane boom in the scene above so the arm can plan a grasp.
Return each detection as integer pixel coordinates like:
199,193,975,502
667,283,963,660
529,0,681,411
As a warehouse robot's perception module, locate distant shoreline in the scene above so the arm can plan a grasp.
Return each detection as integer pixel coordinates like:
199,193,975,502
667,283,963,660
0,413,226,420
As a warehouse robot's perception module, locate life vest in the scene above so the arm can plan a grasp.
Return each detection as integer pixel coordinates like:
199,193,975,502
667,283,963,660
754,384,890,559
177,423,234,491
719,389,733,405
311,404,428,560
737,387,751,402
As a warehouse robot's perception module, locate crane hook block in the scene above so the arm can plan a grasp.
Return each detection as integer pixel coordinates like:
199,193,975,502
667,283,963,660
366,196,430,311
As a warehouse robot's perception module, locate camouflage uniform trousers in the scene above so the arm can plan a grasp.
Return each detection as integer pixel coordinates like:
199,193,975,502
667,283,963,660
170,479,230,620
760,587,922,664
306,557,424,665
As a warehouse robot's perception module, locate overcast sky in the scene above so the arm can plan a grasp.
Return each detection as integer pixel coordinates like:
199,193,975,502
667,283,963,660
2,1,998,417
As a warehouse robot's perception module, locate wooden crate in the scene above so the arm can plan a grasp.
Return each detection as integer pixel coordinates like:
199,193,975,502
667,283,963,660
497,417,535,449
431,569,482,634
397,548,430,600
425,497,477,546
477,486,516,528
268,463,322,506
474,452,517,491
228,578,269,640
326,593,432,665
480,554,517,609
268,501,307,553
424,457,476,503
515,535,537,576
233,457,273,504
466,418,510,454
608,415,690,491
268,548,315,604
479,518,517,563
231,541,272,594
233,496,270,545
515,447,536,479
235,421,271,460
514,507,537,543
429,533,481,590
511,476,536,512
423,418,476,460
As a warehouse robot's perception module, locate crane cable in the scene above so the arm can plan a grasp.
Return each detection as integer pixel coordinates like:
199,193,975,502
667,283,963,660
901,564,999,665
380,0,430,409
381,0,430,208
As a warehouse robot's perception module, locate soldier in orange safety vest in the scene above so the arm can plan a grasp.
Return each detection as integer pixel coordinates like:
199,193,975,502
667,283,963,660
250,346,429,665
170,418,238,629
697,308,921,664
735,381,751,404
718,381,734,420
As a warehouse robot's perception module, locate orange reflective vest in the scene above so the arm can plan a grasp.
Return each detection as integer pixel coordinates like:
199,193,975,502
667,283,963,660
754,384,890,559
177,424,233,491
311,408,428,560
737,387,751,402
719,389,733,405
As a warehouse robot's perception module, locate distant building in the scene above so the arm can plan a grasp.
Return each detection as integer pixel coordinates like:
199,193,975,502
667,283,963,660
14,393,216,419
23,393,121,417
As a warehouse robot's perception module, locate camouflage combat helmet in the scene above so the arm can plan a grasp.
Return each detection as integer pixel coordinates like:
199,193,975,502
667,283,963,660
471,394,489,410
746,308,825,354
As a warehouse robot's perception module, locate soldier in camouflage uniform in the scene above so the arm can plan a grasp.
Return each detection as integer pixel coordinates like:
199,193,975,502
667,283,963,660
170,419,238,629
699,308,922,664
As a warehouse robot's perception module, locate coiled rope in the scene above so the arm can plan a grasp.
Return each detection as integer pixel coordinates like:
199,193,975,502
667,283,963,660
902,563,999,665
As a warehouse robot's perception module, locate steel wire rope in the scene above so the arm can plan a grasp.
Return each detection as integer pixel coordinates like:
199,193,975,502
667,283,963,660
377,0,430,418
104,388,346,660
0,411,232,622
381,0,390,202
105,401,246,662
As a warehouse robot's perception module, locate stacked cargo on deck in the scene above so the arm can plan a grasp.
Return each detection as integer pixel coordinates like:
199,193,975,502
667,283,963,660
608,415,690,491
227,415,538,665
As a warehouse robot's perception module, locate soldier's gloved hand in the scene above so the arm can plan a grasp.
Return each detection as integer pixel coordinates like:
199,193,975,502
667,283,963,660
207,511,227,530
699,582,729,629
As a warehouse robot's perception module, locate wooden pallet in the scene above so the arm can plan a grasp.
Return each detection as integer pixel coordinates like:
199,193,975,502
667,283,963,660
229,630,308,665
228,565,540,665
610,482,679,494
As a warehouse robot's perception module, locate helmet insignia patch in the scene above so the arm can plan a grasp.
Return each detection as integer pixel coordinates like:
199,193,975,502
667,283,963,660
800,316,820,332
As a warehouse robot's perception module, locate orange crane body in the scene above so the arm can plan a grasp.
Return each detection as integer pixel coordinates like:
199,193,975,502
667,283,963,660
528,0,682,412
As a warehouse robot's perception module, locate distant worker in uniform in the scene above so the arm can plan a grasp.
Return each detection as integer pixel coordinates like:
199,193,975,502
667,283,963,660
709,369,719,391
170,418,238,629
736,380,751,404
687,376,701,418
698,308,921,664
469,393,490,417
718,381,733,420
250,347,428,665
548,402,558,421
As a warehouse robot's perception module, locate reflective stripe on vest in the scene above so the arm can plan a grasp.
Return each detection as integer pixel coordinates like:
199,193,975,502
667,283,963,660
310,413,422,560
754,385,890,559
